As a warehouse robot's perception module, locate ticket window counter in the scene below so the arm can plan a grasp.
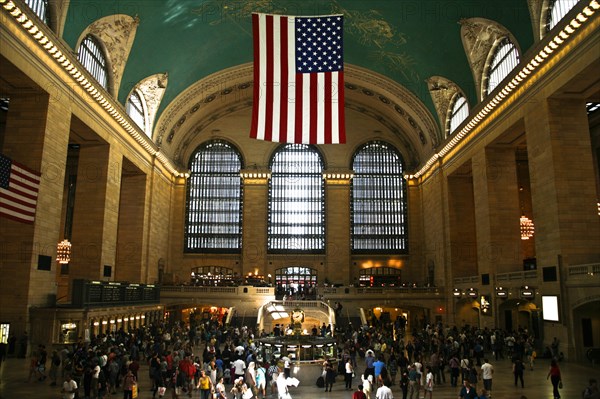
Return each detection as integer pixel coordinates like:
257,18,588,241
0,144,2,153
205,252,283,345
59,322,79,344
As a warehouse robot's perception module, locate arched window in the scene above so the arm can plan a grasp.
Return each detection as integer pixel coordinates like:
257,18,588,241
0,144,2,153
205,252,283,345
546,0,579,32
24,0,48,23
185,140,243,253
448,94,469,135
351,141,407,253
77,35,108,90
485,38,520,96
126,89,147,135
268,144,324,253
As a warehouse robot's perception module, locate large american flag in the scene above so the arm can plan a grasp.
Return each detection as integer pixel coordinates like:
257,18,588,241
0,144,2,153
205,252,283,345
250,13,346,144
0,154,41,224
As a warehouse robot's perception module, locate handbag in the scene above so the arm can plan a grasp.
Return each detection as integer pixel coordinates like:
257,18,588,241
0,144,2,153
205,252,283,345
559,381,563,389
132,384,138,399
158,386,167,396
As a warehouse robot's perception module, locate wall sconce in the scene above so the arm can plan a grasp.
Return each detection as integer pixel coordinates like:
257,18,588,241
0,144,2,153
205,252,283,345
495,287,508,297
466,287,478,298
56,239,72,264
520,285,535,299
452,288,462,297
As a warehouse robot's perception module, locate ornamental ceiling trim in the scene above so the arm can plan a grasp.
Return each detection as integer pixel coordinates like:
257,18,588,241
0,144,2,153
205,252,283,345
156,63,437,160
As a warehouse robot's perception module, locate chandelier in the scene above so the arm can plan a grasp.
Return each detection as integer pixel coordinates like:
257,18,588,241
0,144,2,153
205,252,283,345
520,215,535,240
56,239,72,264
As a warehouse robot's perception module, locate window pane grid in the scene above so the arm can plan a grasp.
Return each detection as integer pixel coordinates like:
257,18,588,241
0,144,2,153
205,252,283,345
547,0,579,31
486,38,519,96
269,144,324,253
351,141,407,252
449,95,469,134
126,90,146,132
185,140,243,252
24,0,48,23
78,36,108,90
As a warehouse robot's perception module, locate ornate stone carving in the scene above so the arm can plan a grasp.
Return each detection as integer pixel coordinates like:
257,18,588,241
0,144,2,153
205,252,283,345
460,18,511,101
528,0,545,42
426,76,462,138
85,14,139,96
134,73,168,140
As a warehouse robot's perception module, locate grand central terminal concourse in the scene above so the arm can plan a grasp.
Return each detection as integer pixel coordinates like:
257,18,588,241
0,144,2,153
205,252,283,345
1,1,599,398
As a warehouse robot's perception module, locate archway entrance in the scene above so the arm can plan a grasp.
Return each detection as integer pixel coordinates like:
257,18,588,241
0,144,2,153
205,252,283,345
572,299,600,361
498,299,538,333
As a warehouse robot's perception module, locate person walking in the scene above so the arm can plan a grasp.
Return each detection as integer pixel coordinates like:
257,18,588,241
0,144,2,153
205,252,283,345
480,358,493,394
546,358,562,399
512,357,525,388
449,353,460,387
423,365,433,399
353,384,367,399
197,369,213,399
324,357,335,392
458,379,478,399
375,378,394,399
122,369,137,399
61,373,78,399
407,364,419,399
345,357,354,390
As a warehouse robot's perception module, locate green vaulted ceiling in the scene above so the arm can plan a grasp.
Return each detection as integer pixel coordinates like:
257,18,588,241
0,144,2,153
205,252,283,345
62,0,534,127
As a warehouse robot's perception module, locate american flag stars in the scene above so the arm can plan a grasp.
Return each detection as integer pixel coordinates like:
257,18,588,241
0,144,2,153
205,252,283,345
295,16,343,73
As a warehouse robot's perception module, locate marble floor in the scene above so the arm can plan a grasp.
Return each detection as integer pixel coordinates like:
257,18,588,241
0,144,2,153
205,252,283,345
1,356,598,399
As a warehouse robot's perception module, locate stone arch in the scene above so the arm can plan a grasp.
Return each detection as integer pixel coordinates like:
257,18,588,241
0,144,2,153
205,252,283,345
76,14,139,96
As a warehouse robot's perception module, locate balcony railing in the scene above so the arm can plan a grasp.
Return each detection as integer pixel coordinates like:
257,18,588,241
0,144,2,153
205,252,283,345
568,263,600,277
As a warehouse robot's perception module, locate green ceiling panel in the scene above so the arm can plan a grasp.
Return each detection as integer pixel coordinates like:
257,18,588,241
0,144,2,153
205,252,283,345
62,0,534,124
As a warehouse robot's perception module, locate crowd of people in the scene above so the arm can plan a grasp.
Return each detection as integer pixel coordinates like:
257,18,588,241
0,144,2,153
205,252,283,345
10,311,600,399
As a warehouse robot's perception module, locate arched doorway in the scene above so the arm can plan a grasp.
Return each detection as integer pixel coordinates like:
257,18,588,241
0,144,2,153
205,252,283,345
454,299,480,328
498,299,538,333
572,299,600,361
275,266,317,299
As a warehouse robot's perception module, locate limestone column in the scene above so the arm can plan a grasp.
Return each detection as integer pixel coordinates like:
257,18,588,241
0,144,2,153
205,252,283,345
241,172,269,277
525,98,600,266
69,144,121,282
447,172,477,278
115,169,147,283
0,92,71,336
472,147,522,275
324,173,351,285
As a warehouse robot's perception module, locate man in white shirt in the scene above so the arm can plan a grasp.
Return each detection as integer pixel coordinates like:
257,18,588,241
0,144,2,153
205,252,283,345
61,374,78,399
480,358,494,392
375,378,394,399
232,357,246,382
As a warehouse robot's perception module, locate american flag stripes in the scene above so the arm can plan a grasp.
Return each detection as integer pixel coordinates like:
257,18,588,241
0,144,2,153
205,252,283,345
0,153,41,224
250,13,346,144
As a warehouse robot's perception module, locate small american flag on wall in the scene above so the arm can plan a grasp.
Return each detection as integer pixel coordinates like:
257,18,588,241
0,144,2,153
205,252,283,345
0,153,41,224
250,13,346,144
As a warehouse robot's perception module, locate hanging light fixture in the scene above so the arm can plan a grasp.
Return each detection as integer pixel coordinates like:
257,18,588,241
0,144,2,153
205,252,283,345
520,215,535,240
56,239,72,264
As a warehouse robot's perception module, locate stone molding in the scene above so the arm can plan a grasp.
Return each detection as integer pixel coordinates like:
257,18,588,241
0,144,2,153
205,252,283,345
426,76,463,138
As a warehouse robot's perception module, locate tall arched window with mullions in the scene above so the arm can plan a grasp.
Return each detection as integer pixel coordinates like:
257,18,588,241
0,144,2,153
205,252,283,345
24,0,49,24
351,141,408,253
185,140,244,253
268,144,325,253
484,37,520,97
77,35,109,91
546,0,579,32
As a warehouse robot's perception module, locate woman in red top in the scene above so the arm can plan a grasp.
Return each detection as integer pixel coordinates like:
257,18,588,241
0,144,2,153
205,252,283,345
546,358,562,399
